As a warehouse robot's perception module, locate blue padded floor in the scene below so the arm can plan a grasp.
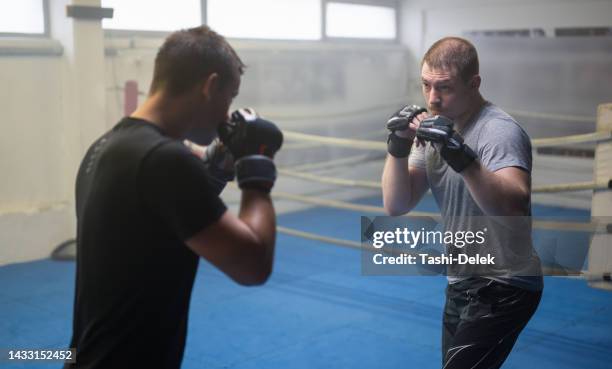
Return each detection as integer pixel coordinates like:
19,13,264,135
1,195,611,369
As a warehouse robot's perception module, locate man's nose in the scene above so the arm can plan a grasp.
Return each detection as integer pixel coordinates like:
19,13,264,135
428,89,441,106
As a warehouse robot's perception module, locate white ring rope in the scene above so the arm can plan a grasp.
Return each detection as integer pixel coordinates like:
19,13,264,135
114,86,598,123
273,191,438,218
531,131,612,147
272,191,606,233
277,226,363,250
277,225,604,280
263,96,597,123
532,180,611,193
283,127,385,150
283,130,386,150
505,108,595,123
279,167,610,193
289,153,375,172
279,168,381,189
283,129,612,151
278,224,598,278
277,226,410,256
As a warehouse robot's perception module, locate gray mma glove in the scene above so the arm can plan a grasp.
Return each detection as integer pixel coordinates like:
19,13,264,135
219,108,283,193
416,115,477,172
185,138,235,195
386,105,427,158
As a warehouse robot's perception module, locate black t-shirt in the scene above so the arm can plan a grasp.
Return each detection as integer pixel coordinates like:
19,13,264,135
66,118,227,369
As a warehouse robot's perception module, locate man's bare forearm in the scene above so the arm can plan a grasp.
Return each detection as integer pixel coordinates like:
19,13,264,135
461,163,530,216
382,155,413,215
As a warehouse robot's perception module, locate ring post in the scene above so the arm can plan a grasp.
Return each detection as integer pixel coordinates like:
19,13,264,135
588,102,612,290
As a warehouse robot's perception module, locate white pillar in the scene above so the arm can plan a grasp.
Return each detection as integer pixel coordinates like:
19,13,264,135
50,0,107,240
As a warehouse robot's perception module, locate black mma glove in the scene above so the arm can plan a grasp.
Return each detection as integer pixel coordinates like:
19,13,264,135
386,105,427,158
218,108,283,193
416,115,477,172
200,138,235,195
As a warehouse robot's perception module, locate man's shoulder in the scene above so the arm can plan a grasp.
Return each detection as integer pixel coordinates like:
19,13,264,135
79,118,180,180
112,117,170,147
477,103,529,141
100,117,180,163
479,103,517,125
138,134,203,181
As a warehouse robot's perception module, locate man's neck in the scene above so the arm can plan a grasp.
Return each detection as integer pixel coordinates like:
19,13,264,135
454,95,487,131
130,92,193,139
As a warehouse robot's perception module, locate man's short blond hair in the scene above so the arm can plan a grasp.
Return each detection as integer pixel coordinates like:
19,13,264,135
422,37,479,82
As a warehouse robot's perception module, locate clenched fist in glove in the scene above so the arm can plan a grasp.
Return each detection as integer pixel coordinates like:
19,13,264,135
416,115,477,172
386,105,428,158
218,108,283,193
184,138,235,195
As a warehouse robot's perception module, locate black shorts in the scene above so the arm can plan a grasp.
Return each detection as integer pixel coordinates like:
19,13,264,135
442,277,542,369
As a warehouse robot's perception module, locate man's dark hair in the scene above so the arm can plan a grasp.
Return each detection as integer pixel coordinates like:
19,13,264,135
150,25,245,96
422,37,479,82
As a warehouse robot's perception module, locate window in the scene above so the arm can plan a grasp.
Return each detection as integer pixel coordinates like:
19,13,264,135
0,0,45,34
98,0,399,41
207,0,321,40
101,0,202,31
325,2,396,39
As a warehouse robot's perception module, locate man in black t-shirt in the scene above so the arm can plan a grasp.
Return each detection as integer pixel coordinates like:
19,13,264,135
65,26,282,369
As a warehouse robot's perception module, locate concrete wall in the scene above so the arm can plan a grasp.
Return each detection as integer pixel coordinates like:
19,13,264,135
0,48,72,264
0,0,107,265
1,0,610,265
399,0,612,137
104,38,412,129
400,0,612,59
1,13,412,266
400,0,612,110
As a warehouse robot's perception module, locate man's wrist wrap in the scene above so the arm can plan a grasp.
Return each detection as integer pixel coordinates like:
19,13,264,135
387,132,412,158
441,142,477,173
235,155,277,193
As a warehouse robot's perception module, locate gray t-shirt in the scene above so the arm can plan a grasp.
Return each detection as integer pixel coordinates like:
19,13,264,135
409,102,543,290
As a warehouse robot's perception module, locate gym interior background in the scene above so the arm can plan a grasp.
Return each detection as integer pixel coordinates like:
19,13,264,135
1,0,611,368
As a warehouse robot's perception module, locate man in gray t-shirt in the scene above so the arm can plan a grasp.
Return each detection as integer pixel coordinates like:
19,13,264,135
410,102,543,288
382,37,542,369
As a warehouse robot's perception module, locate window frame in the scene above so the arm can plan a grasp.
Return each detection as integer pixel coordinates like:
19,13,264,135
0,0,50,38
101,0,400,43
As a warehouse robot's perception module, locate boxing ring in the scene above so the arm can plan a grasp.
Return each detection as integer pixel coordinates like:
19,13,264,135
263,102,612,288
3,99,611,368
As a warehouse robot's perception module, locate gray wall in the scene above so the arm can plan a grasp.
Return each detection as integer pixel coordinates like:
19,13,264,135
1,0,611,264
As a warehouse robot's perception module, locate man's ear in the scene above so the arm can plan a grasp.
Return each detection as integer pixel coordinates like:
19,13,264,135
201,72,220,101
470,75,481,90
